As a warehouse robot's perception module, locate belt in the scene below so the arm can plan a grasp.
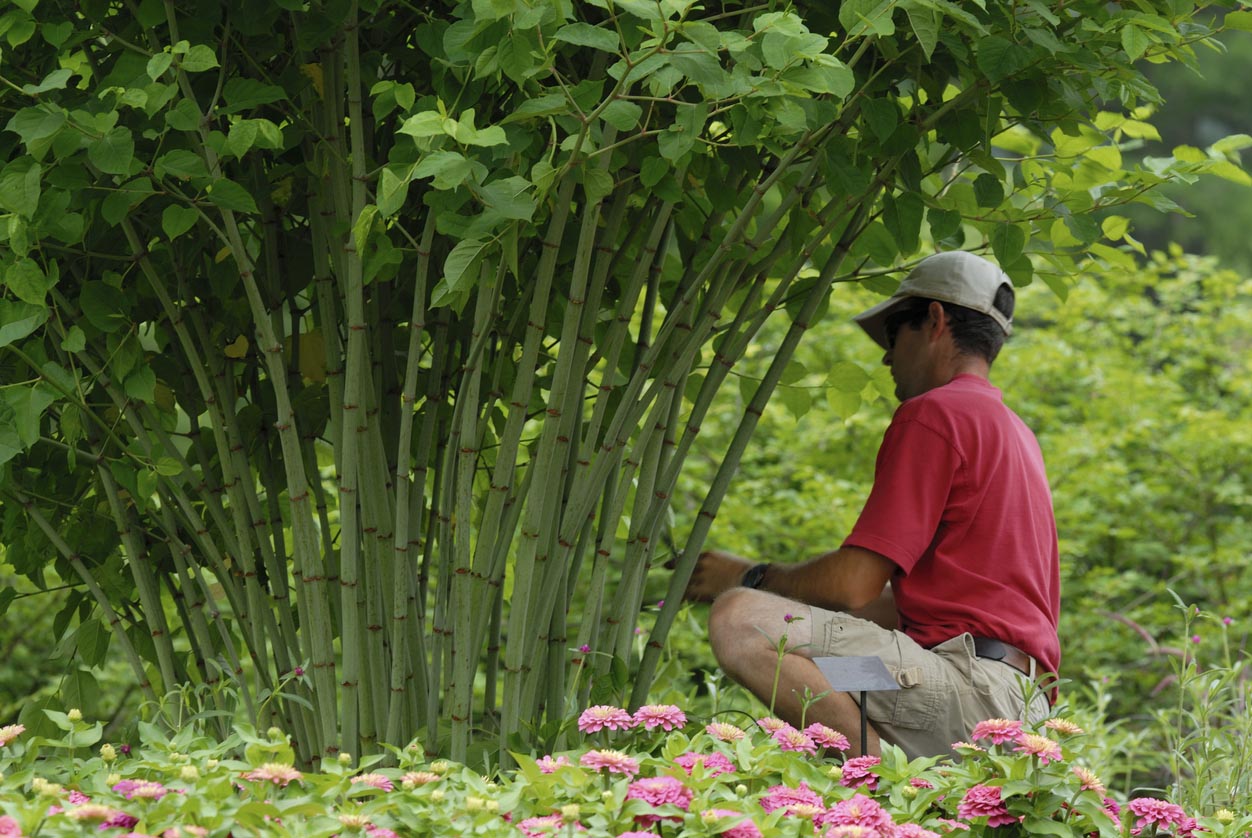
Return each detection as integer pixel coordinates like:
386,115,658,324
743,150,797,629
972,637,1036,678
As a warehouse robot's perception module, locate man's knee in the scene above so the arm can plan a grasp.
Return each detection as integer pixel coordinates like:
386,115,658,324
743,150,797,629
708,588,801,680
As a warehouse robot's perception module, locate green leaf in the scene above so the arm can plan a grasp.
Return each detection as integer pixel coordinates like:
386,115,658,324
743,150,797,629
778,385,811,420
863,99,899,143
441,239,488,297
828,361,870,392
377,165,411,218
4,257,52,305
928,208,962,241
205,178,259,213
124,366,157,402
973,173,1005,208
7,106,66,144
87,127,135,176
222,78,287,112
1121,24,1151,61
0,300,48,347
0,159,41,218
882,192,924,256
398,111,447,138
413,150,479,189
226,119,259,158
21,68,72,95
1226,11,1252,31
147,51,173,80
61,325,85,352
6,383,56,447
161,205,199,240
976,36,1028,83
155,149,209,180
41,21,73,47
582,168,614,202
826,386,863,420
990,223,1026,264
79,282,130,334
75,619,112,667
640,157,669,188
905,6,941,60
353,204,378,258
553,22,619,53
479,176,536,221
601,99,642,131
179,44,219,72
840,0,896,38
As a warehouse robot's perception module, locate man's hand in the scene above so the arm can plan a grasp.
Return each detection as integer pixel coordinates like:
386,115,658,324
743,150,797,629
680,549,757,602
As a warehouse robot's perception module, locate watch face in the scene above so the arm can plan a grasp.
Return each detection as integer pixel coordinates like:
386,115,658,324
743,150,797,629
743,563,767,589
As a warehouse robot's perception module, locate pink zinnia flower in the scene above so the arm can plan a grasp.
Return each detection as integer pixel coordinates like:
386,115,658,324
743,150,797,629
1103,798,1122,822
706,810,763,838
0,816,21,837
840,755,881,790
351,773,394,792
366,828,398,838
0,725,25,747
1014,733,1063,764
626,776,693,824
958,784,1017,827
896,824,941,838
578,705,634,733
1128,798,1187,833
1044,718,1085,735
103,812,141,830
936,818,972,832
805,723,851,752
402,770,440,786
579,749,640,776
674,751,736,776
757,717,790,733
112,780,168,800
633,704,687,731
910,777,936,789
760,783,824,815
65,805,126,823
241,763,303,786
518,814,585,836
825,827,883,838
773,726,818,755
705,721,747,741
617,833,658,838
951,741,985,752
970,718,1024,745
821,794,895,833
1072,766,1105,795
67,790,91,804
536,755,570,774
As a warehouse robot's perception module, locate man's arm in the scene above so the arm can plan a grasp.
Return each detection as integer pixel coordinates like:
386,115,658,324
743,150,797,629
682,546,896,612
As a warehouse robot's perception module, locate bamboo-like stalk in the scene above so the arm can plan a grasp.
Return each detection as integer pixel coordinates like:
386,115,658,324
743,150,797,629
15,493,158,706
493,173,578,747
385,214,436,747
97,466,180,698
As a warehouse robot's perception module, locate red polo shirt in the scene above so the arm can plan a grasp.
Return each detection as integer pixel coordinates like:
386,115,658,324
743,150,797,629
843,375,1061,676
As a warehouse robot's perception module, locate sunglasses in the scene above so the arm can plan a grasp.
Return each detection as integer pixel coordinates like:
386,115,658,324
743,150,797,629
883,307,929,349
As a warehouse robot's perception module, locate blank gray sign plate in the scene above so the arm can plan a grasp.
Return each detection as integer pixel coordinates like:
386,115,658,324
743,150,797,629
813,656,900,693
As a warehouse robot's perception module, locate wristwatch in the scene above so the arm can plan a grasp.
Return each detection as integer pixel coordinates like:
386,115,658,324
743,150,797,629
741,562,770,590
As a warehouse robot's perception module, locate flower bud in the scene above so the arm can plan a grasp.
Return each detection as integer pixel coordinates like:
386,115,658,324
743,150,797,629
1215,810,1235,824
338,753,353,766
267,727,285,741
106,773,120,786
67,708,83,722
485,800,499,813
430,759,451,774
902,784,919,798
735,784,748,796
181,766,200,781
430,789,445,803
100,744,117,763
205,759,219,770
465,796,485,812
561,804,580,823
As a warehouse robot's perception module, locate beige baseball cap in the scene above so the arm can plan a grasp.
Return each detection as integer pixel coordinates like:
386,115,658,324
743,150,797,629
853,251,1014,350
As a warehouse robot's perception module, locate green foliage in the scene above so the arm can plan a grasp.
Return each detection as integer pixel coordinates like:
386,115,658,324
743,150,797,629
0,0,1245,766
3,705,1251,836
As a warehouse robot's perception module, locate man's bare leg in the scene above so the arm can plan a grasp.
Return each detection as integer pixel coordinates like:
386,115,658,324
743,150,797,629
708,588,882,757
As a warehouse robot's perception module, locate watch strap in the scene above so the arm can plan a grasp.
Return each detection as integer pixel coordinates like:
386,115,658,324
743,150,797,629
741,562,770,590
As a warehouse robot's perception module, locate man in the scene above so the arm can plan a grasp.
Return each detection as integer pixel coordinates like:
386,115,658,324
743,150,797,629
683,251,1060,759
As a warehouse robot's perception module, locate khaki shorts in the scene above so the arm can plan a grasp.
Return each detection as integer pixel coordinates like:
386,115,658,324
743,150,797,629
809,606,1051,759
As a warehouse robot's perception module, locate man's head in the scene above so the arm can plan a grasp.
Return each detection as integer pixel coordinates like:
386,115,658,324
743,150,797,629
853,251,1015,364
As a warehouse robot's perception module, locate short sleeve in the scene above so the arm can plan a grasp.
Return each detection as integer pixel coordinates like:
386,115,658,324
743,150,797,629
842,416,963,574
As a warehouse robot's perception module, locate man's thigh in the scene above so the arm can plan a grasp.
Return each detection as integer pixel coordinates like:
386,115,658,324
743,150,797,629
807,606,1047,759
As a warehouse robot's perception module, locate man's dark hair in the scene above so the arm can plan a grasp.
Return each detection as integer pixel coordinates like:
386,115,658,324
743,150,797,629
899,283,1016,364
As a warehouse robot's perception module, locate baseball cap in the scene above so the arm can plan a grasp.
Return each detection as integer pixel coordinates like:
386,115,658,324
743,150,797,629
852,251,1014,350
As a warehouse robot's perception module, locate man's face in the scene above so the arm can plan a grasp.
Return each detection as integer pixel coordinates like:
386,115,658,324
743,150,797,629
881,305,932,402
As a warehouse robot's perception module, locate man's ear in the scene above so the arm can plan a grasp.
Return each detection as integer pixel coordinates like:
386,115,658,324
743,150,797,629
926,300,947,339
